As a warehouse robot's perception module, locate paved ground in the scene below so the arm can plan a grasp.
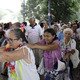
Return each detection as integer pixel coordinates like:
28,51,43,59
0,63,8,80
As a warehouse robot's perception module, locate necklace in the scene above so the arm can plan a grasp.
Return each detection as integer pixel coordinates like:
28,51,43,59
5,41,26,67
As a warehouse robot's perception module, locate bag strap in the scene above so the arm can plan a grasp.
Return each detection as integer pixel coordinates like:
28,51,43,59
52,52,59,65
54,53,59,60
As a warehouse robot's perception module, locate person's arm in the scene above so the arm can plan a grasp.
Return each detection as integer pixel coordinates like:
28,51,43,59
0,46,6,52
63,49,75,61
0,47,28,62
25,42,60,51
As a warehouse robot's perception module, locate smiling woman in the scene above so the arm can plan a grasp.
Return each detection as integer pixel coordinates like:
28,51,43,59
0,29,40,80
25,28,64,80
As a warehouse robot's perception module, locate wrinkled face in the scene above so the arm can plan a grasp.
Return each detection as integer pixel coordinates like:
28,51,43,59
29,18,35,26
7,31,22,48
44,32,55,44
64,31,71,39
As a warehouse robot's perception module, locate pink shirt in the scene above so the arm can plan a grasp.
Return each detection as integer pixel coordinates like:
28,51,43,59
39,39,61,71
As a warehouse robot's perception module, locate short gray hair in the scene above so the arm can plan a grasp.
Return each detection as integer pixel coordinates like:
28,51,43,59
63,28,73,36
29,17,35,21
61,24,68,29
7,29,28,43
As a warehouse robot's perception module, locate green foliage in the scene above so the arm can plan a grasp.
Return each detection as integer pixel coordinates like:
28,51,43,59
50,0,79,23
23,0,80,23
24,0,43,20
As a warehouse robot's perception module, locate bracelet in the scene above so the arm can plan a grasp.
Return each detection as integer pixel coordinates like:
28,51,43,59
68,52,72,55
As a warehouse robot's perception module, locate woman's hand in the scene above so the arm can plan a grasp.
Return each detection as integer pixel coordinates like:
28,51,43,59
63,49,75,61
0,46,6,52
24,43,36,49
70,49,75,54
63,53,70,61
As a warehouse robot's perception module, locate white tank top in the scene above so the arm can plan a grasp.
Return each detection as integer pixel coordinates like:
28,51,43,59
8,46,40,80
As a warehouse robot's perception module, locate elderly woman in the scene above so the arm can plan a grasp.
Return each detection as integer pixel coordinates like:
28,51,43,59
60,28,80,80
26,28,64,80
0,29,40,80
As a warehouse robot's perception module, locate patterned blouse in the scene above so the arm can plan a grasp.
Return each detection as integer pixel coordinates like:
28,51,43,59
60,39,72,58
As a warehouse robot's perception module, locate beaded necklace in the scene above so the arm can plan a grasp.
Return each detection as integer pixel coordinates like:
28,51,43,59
5,41,26,78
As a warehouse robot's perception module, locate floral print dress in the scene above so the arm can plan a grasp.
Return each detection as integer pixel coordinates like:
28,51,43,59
60,39,72,80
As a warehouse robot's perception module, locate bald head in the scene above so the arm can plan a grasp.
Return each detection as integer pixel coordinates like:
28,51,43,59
29,17,35,21
29,17,36,26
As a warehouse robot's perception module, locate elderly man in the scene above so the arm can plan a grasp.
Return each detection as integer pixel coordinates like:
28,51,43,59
25,17,43,67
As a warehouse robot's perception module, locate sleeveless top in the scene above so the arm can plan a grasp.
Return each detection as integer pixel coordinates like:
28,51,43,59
8,46,40,80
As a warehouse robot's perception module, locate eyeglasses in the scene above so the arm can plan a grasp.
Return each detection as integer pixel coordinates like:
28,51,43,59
7,38,18,42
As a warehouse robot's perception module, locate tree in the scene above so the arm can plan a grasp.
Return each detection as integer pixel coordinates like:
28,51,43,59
41,0,80,23
22,0,43,20
23,0,80,23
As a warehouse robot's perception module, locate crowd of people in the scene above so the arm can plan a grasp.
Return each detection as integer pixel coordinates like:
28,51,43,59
0,17,80,80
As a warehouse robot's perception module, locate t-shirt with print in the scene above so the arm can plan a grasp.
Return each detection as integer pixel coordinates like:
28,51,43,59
26,24,43,44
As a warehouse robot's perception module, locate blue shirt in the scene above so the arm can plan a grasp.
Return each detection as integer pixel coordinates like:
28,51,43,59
57,32,64,41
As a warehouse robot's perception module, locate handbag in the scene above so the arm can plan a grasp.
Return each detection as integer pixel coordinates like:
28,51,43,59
70,39,80,68
44,53,66,79
44,53,65,80
70,49,80,68
54,53,66,71
38,53,66,75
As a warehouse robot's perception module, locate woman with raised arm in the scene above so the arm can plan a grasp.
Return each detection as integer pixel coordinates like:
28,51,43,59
26,28,64,80
0,29,40,80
